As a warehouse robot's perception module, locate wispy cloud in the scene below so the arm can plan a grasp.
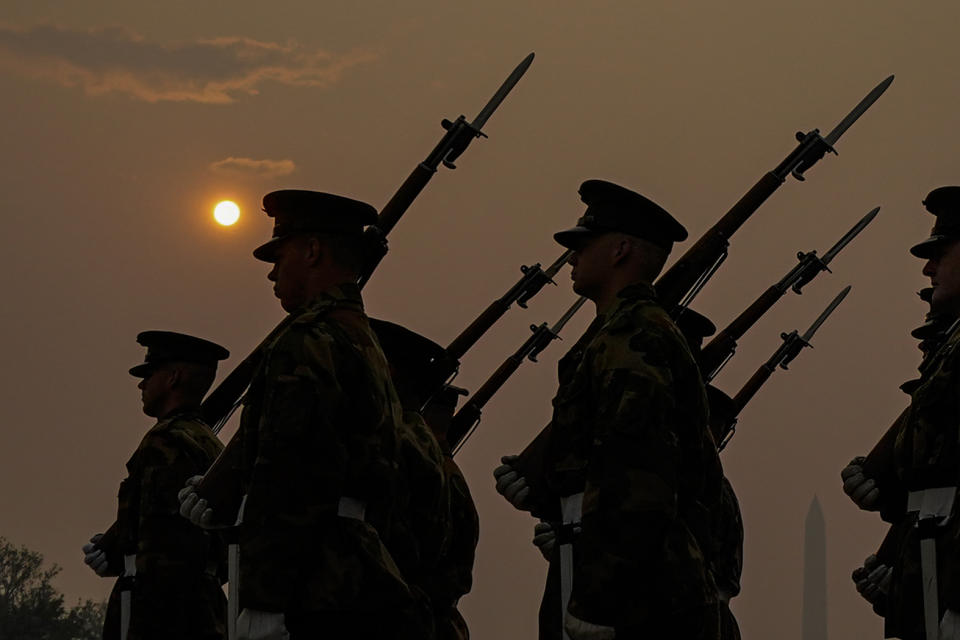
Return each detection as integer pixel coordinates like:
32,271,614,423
210,157,296,179
0,23,376,104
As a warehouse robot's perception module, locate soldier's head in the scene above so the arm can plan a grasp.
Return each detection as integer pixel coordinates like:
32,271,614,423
253,190,377,312
554,180,686,305
129,331,229,419
913,187,960,317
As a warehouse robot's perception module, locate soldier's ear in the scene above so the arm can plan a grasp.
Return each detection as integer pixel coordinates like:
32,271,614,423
303,235,326,267
611,235,633,265
166,366,182,390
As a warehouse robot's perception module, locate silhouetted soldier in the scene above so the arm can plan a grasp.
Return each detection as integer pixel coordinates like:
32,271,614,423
82,331,229,640
495,180,723,639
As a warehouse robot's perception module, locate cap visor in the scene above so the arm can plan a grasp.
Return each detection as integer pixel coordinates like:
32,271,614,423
553,226,597,249
129,363,153,378
910,235,950,258
252,238,283,262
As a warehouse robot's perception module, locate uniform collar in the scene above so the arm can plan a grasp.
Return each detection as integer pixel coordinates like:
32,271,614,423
294,282,365,321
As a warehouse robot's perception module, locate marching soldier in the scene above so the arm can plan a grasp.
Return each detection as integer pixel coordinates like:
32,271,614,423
82,331,229,640
179,190,414,639
495,180,723,639
842,187,960,639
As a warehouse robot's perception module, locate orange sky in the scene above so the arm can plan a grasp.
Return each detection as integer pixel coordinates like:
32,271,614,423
2,2,958,637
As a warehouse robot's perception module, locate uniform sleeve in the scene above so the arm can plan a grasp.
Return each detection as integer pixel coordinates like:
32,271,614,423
135,430,220,574
568,331,681,624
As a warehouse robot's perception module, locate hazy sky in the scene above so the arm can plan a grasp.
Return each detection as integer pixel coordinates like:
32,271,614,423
2,2,958,637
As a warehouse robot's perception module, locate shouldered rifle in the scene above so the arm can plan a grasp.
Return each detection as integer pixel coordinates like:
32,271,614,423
712,285,851,450
358,52,535,287
199,54,535,434
448,296,588,455
655,75,892,313
698,207,878,381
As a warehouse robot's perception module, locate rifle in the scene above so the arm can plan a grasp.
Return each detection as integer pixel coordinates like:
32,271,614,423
656,75,892,313
698,207,878,381
200,53,534,433
711,286,851,450
193,54,535,522
516,75,892,480
448,296,588,455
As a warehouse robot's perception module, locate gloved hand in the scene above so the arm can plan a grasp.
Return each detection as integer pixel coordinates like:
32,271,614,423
851,554,891,614
564,611,616,640
841,456,880,510
178,475,217,528
81,534,110,576
494,455,531,511
236,609,289,640
940,608,960,640
532,522,556,561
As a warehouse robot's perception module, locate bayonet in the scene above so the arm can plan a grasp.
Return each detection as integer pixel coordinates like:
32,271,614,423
823,75,895,147
796,285,850,350
786,206,879,295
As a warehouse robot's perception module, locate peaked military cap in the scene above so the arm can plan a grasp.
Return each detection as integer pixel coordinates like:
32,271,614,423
674,307,717,351
368,318,459,409
554,179,688,250
910,186,960,258
129,331,230,378
252,189,378,262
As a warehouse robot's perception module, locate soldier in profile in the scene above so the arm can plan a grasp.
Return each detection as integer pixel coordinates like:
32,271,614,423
494,180,723,639
842,187,960,640
82,331,229,640
179,190,414,639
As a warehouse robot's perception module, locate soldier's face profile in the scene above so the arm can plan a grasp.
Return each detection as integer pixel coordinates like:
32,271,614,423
137,367,169,418
267,237,310,312
923,239,960,315
569,233,612,299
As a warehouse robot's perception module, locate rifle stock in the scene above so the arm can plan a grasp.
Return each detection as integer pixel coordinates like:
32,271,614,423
699,285,782,381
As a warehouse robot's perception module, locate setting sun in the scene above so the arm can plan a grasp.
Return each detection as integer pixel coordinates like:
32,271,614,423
214,200,240,226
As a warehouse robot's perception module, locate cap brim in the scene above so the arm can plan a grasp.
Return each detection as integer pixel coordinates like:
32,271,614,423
553,226,598,249
252,237,285,262
129,363,154,378
910,235,952,258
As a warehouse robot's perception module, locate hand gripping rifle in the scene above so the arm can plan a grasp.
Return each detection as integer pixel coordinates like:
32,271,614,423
448,296,588,455
192,55,535,523
710,285,851,450
698,207,878,382
655,75,892,313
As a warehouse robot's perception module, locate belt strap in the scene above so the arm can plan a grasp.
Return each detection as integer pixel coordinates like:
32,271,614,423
120,554,137,640
227,494,247,640
559,493,584,640
909,487,957,640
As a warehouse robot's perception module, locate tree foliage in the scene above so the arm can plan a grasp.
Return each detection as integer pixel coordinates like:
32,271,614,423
0,536,104,639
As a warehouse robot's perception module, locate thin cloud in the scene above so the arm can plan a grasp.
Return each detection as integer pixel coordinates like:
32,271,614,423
210,157,296,179
0,23,377,104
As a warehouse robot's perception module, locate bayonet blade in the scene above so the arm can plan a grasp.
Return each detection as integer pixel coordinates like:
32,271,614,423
550,297,588,335
470,52,535,131
820,207,880,266
823,75,894,147
801,285,851,342
543,249,574,281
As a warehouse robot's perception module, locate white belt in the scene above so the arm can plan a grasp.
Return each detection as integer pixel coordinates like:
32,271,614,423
908,487,957,640
120,554,137,640
559,492,584,640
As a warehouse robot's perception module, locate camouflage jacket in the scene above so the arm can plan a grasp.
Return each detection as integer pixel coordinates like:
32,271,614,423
886,320,960,635
528,283,722,630
101,410,226,640
236,283,412,616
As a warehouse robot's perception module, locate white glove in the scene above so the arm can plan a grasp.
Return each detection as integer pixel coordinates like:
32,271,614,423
940,609,960,640
236,609,289,640
564,611,616,640
532,522,556,561
851,554,891,607
493,455,531,511
841,456,880,510
81,533,110,576
178,475,217,528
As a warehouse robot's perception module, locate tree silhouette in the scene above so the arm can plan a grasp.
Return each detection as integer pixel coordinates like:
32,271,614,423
0,536,103,639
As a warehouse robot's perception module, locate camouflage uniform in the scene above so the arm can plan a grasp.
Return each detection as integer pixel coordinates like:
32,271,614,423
522,283,723,638
235,283,413,638
883,320,960,639
100,411,226,640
